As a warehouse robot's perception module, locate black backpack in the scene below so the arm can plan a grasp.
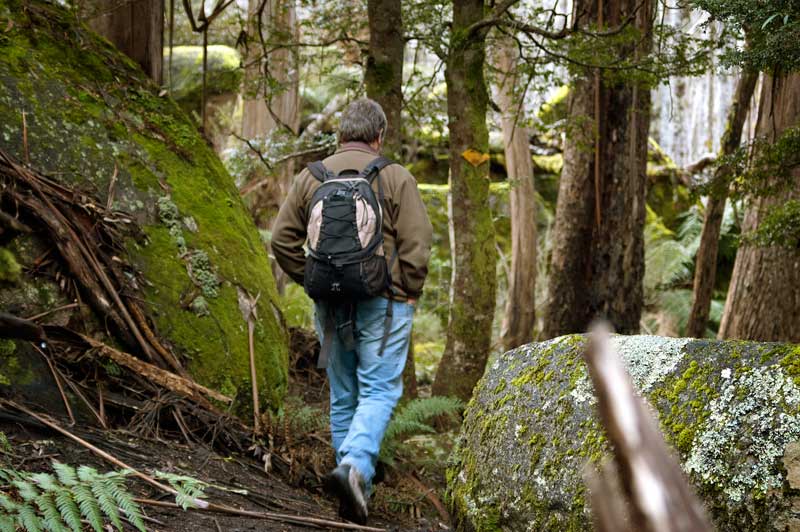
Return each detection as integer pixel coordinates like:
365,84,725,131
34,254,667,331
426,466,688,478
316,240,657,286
304,156,397,367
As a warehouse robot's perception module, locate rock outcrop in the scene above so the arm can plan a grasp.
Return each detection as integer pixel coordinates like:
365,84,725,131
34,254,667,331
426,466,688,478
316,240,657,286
448,335,800,531
0,0,287,410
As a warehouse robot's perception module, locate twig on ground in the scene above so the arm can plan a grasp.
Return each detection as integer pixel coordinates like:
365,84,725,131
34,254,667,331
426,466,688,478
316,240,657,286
133,497,386,532
405,472,451,525
33,343,75,425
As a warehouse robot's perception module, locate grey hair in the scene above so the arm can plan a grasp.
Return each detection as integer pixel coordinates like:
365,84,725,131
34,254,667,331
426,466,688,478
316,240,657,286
338,98,387,144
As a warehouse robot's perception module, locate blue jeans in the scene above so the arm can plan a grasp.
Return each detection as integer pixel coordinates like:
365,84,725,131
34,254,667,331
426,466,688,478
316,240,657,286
314,297,414,490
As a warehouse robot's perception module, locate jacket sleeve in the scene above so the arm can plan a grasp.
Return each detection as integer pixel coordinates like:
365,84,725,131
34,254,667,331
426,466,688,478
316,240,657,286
270,172,309,285
393,172,433,298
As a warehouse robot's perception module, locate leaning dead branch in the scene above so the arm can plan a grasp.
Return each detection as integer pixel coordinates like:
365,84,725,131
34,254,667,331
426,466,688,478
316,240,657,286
583,324,712,532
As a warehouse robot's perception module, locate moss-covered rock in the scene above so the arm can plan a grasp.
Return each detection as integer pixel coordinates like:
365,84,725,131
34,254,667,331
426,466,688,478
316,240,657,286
0,0,287,410
448,335,800,531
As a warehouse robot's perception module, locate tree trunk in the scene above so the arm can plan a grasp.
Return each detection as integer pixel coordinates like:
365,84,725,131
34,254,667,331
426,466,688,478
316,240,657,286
494,35,537,351
365,0,404,158
87,0,164,83
718,72,800,342
543,0,654,339
431,0,496,401
241,0,300,142
686,68,758,338
402,337,418,402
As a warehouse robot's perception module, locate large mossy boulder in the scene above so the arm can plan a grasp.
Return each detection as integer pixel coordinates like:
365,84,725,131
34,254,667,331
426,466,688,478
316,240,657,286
0,0,287,409
448,335,800,531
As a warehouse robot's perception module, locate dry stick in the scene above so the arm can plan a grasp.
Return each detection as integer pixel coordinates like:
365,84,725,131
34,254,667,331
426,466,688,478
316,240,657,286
133,498,387,532
404,472,450,524
33,344,75,425
106,163,118,211
81,335,232,405
238,289,261,433
2,402,386,532
62,378,108,429
583,325,712,532
21,110,29,165
24,302,79,321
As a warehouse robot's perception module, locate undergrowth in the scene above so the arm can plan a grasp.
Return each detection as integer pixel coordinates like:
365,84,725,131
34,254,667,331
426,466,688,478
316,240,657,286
0,461,209,532
380,396,462,465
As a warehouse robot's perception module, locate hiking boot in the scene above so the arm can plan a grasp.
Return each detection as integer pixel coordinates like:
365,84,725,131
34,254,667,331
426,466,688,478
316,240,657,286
324,463,368,525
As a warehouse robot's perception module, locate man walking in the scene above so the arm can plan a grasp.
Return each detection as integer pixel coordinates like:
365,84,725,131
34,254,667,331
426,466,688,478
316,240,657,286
271,98,433,524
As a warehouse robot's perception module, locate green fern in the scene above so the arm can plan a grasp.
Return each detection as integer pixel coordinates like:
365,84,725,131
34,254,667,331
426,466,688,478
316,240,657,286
0,461,145,532
154,471,209,510
379,396,462,464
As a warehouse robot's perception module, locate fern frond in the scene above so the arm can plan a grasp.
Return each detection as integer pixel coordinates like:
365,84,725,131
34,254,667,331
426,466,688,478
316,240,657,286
54,489,82,532
75,466,99,484
104,475,145,532
0,493,20,512
89,479,123,531
380,396,462,463
35,493,68,532
30,473,60,493
155,472,209,509
72,484,104,532
17,504,43,532
13,480,40,502
0,515,15,532
51,463,77,487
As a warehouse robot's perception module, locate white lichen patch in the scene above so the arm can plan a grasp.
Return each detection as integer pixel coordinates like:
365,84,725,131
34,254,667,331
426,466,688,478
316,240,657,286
570,335,690,405
685,365,800,502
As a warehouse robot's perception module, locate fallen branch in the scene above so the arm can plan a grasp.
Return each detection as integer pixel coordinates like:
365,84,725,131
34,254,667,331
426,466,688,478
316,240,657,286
134,497,386,532
82,334,232,405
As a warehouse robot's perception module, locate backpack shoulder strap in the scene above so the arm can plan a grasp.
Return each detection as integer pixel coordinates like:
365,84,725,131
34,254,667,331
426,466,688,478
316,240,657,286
307,161,334,182
362,156,396,203
362,156,395,181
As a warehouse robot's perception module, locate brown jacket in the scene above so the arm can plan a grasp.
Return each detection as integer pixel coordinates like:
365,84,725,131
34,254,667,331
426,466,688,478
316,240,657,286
271,143,433,300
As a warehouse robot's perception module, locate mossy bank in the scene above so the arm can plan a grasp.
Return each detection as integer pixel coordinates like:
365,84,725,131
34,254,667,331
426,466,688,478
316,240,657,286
0,0,288,410
448,335,800,531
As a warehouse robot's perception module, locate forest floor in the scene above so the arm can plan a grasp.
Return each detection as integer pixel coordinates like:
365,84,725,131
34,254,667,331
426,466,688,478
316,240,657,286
0,330,451,531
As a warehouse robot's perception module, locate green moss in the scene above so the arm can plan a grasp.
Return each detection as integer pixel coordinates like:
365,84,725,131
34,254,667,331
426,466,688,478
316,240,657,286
0,248,21,282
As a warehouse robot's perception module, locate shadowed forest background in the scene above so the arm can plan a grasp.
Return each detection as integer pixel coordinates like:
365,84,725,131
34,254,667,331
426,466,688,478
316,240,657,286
0,0,799,529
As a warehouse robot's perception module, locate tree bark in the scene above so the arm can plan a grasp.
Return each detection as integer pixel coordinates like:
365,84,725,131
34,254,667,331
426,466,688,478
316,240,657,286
431,0,496,401
365,0,404,158
87,0,164,83
543,0,654,339
494,35,537,351
402,337,418,402
686,68,758,338
718,72,800,342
